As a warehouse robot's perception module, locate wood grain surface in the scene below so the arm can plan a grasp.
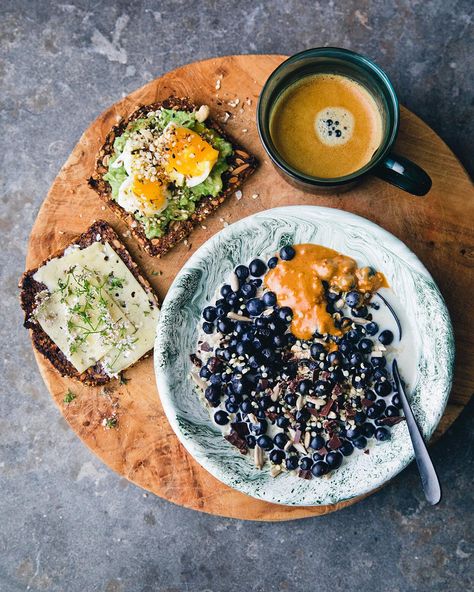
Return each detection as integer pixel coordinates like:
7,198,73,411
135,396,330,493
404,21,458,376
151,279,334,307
24,55,473,521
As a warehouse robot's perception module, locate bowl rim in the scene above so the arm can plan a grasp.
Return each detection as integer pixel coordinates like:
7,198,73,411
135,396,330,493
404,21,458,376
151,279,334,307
154,205,454,506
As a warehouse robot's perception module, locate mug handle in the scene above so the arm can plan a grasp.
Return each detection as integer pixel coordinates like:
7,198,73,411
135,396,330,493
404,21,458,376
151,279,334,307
374,153,432,196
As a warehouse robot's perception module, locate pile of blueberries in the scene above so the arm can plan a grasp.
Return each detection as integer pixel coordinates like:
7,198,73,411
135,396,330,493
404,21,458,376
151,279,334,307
195,245,404,479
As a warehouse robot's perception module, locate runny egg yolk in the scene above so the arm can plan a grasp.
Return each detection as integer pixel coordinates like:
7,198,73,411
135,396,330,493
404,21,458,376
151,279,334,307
131,176,168,210
163,127,219,178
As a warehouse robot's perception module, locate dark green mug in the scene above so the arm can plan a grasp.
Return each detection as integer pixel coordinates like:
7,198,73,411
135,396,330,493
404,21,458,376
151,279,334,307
257,47,432,196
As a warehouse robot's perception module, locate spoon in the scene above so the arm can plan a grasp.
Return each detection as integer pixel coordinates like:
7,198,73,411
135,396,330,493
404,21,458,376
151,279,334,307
392,359,442,505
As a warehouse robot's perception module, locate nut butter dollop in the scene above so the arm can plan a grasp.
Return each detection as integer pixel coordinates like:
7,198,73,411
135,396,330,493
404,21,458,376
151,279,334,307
264,244,387,340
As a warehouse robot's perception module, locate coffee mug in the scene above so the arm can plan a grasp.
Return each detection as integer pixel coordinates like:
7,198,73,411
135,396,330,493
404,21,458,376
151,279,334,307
257,47,432,196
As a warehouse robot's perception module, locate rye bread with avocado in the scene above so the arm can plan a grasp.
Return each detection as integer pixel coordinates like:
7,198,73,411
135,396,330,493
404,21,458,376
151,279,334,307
19,220,159,386
88,97,257,258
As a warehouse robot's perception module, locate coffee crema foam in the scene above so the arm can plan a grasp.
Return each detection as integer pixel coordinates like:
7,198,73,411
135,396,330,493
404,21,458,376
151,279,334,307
269,73,384,178
315,107,354,146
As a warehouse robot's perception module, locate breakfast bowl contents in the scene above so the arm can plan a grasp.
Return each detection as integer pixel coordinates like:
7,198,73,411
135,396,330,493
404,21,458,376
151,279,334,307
89,97,257,257
19,221,159,385
155,206,453,505
192,244,406,479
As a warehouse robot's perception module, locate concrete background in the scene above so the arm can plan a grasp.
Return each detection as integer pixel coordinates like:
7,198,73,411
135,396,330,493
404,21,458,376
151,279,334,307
1,1,473,591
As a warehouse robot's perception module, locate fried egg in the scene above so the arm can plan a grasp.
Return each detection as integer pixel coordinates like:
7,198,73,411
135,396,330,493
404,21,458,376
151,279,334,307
117,175,169,217
162,126,219,187
112,139,170,216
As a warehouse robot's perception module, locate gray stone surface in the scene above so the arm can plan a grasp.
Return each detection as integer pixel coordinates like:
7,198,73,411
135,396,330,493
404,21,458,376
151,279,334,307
1,1,473,591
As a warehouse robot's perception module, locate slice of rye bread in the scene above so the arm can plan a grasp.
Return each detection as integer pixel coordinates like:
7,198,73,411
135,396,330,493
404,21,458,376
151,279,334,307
88,97,258,257
19,220,159,386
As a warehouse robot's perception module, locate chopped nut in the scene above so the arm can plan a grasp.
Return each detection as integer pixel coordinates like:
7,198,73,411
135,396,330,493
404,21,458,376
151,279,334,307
195,104,210,122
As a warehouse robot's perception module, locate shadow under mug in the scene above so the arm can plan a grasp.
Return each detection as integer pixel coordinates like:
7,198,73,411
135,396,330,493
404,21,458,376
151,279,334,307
257,48,432,196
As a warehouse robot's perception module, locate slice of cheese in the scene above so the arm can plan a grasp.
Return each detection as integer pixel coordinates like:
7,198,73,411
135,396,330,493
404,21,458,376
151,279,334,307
33,241,159,376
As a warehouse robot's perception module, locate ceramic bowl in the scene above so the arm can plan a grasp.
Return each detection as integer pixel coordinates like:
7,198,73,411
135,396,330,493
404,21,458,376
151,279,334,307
154,206,454,506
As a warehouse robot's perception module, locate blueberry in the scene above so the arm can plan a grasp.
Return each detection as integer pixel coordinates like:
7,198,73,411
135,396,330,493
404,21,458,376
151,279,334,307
284,393,296,407
295,408,310,423
274,432,289,449
235,265,249,280
325,451,343,469
227,293,238,306
251,278,263,287
270,449,285,464
358,338,373,354
365,322,379,336
339,340,353,355
257,434,273,450
309,344,325,362
312,452,324,461
209,373,222,385
352,436,368,449
224,399,238,414
310,435,325,450
352,306,369,318
278,306,293,322
217,318,233,334
286,456,299,470
386,405,400,417
262,291,277,307
247,298,265,316
366,405,382,420
346,328,361,343
314,380,330,395
371,356,386,368
246,434,256,448
354,411,366,424
221,284,233,298
240,283,257,298
327,351,342,366
311,461,329,477
240,400,253,414
280,245,296,261
272,334,287,348
373,368,388,382
298,379,312,394
203,306,217,322
391,394,403,409
267,256,278,269
361,422,375,438
215,303,229,318
346,427,361,440
350,352,363,366
339,440,354,456
300,456,313,471
375,427,391,441
329,368,344,382
346,291,360,307
256,409,267,420
252,337,264,351
375,399,387,413
375,381,392,397
199,366,211,380
276,416,290,430
234,322,246,335
202,322,214,334
205,385,221,406
258,395,272,410
378,330,394,345
231,379,244,396
249,258,267,277
250,420,267,436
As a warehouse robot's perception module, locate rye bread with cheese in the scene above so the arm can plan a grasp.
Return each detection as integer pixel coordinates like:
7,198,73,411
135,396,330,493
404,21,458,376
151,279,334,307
19,220,159,386
88,97,257,257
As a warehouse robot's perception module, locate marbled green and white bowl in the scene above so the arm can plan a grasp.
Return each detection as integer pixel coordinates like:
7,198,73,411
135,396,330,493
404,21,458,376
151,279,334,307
154,206,454,506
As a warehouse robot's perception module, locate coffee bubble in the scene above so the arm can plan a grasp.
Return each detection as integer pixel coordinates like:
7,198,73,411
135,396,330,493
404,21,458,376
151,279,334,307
315,108,354,146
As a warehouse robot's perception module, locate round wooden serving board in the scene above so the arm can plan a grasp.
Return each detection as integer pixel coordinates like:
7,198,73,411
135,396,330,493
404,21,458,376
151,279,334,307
25,55,473,521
